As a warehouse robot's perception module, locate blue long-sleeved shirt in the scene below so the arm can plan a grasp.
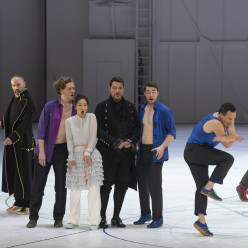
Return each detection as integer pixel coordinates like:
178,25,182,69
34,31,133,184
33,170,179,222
136,100,176,162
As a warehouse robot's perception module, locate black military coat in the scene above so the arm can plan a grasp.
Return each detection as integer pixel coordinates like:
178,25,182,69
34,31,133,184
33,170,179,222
1,89,35,200
95,96,139,190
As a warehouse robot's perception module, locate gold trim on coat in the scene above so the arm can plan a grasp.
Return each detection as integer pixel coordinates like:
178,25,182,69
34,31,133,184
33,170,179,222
13,145,25,199
3,116,10,193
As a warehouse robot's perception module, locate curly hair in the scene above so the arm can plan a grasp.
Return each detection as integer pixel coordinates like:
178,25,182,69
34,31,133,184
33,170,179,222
53,76,74,95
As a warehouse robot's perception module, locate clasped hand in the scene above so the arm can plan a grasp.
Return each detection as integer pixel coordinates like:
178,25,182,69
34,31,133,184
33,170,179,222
117,141,131,149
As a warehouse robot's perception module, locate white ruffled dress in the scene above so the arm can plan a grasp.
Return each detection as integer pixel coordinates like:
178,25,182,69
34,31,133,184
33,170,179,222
65,113,104,190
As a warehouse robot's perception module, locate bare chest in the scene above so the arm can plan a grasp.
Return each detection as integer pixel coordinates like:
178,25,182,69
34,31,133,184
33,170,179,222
142,107,154,126
61,106,72,120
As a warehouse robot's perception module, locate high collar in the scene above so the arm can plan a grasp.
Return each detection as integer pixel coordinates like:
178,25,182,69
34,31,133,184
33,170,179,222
109,95,125,105
18,88,28,99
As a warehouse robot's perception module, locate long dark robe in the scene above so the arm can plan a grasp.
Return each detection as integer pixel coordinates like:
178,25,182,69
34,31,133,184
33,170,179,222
1,89,35,201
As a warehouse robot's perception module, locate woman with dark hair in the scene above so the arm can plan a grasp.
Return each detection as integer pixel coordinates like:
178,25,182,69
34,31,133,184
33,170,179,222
65,94,103,230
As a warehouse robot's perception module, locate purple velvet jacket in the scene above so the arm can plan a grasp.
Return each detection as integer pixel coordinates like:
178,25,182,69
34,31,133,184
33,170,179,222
34,98,76,163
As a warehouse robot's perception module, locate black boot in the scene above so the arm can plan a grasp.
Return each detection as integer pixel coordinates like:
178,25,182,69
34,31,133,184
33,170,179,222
99,218,109,228
111,217,126,228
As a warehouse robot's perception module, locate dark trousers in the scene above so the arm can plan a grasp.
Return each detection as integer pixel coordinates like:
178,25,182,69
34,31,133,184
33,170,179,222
184,142,234,216
240,170,248,187
136,144,163,221
29,143,68,220
14,199,30,208
100,151,131,219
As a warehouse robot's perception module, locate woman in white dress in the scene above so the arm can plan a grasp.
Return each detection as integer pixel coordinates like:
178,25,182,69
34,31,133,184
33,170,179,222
65,94,103,230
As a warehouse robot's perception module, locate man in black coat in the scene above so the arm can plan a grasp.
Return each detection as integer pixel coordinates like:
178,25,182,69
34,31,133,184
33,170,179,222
95,76,139,228
0,76,35,214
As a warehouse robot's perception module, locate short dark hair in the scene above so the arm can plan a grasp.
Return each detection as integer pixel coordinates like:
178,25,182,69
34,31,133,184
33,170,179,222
11,75,25,82
53,76,74,95
218,103,236,115
144,81,159,92
109,76,124,87
75,94,89,106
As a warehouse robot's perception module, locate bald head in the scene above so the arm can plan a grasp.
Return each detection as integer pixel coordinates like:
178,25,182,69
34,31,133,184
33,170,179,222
11,76,26,97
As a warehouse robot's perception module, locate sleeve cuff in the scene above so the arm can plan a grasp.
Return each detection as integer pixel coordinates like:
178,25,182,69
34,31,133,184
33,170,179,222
68,154,75,162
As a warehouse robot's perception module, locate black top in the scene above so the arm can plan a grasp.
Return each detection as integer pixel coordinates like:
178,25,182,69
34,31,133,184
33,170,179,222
110,97,129,139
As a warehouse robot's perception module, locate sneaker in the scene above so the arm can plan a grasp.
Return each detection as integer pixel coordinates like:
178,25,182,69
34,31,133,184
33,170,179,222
90,225,99,230
27,220,37,228
65,223,78,229
236,185,248,202
193,220,213,236
6,205,22,213
17,207,29,215
111,217,126,228
200,187,222,201
54,220,63,228
147,219,163,228
134,214,152,225
99,218,108,228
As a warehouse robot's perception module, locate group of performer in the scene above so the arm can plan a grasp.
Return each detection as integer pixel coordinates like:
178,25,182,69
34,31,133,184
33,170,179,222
0,75,245,236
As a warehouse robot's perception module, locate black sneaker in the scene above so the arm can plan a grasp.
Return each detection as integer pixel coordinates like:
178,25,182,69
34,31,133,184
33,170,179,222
27,219,37,228
111,217,126,228
99,218,109,228
54,220,63,227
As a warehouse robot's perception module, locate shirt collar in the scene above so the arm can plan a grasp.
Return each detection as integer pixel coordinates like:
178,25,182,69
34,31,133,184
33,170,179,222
141,99,160,111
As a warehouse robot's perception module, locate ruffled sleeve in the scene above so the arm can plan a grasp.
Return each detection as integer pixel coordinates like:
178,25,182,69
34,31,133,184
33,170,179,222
84,114,97,156
65,117,75,162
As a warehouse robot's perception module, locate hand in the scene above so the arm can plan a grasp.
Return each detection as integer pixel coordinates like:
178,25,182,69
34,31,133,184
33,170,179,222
0,121,1,127
213,136,225,142
123,141,131,149
68,160,76,171
39,152,46,167
84,155,92,165
151,146,164,160
4,137,12,146
235,135,244,142
117,142,125,149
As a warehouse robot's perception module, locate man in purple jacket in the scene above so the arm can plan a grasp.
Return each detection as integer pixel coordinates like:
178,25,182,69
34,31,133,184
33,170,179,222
26,77,76,228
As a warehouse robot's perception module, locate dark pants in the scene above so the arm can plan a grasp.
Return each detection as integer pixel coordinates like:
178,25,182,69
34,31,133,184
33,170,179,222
29,143,68,220
14,199,30,208
240,170,248,187
184,142,234,216
136,144,163,221
100,151,132,219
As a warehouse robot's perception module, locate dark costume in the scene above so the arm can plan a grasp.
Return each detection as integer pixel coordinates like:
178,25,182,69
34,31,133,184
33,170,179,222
95,96,139,219
1,89,35,207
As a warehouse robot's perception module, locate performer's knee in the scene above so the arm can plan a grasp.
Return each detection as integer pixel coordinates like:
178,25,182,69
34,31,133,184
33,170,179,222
225,153,234,169
115,183,128,193
101,181,113,192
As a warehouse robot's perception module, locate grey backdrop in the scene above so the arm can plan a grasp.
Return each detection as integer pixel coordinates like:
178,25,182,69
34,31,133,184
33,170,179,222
1,0,248,123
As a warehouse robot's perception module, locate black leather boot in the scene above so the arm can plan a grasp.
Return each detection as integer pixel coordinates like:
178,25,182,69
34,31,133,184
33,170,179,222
111,217,126,228
99,218,109,228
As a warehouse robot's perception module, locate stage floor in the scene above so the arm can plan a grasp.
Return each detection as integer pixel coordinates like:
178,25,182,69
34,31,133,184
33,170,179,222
1,124,248,248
